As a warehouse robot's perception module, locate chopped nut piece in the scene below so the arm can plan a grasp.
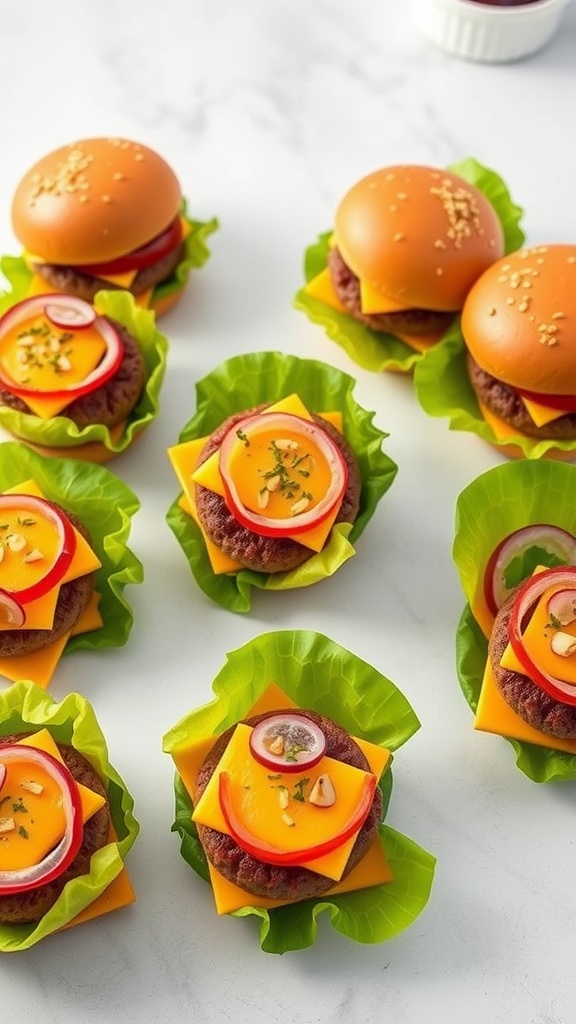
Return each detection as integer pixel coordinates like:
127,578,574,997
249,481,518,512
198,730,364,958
290,496,310,515
21,779,44,795
265,474,281,492
0,818,15,834
0,546,4,564
281,812,295,827
551,631,576,658
275,439,299,451
309,774,336,807
23,549,44,564
278,788,289,810
257,490,269,510
268,735,285,756
6,533,26,552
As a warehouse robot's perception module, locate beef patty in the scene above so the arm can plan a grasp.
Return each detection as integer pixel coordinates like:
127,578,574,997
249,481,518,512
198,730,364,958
0,735,110,924
328,246,454,336
0,506,96,658
195,709,383,901
194,405,362,574
489,590,576,739
467,353,576,442
0,318,146,430
31,242,185,305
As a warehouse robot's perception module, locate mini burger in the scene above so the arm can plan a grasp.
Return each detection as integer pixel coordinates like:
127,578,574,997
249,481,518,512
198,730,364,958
163,631,435,952
0,291,167,462
454,460,576,780
0,681,138,948
167,353,398,612
462,244,576,445
0,443,142,690
8,137,217,316
296,160,521,371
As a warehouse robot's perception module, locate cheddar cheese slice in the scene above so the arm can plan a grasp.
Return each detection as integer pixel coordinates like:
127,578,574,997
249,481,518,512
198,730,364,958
475,657,576,754
499,582,576,687
173,682,393,914
359,278,408,315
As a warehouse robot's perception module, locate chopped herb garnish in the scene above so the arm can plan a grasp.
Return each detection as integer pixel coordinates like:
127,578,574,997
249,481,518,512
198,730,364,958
12,798,27,814
18,825,29,840
293,778,309,802
236,428,250,446
267,773,282,780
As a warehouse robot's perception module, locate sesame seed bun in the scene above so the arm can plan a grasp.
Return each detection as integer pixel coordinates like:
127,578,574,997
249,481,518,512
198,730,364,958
11,137,182,265
461,245,576,395
333,164,505,312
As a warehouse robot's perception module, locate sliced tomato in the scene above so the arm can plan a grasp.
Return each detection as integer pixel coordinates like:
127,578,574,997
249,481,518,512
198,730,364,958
484,524,576,616
218,769,376,866
74,216,183,277
0,294,123,400
218,411,348,538
0,494,76,605
516,387,576,413
0,744,84,895
508,566,576,706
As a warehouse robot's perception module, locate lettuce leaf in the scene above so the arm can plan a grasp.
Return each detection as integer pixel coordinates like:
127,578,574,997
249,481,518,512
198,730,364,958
149,210,219,305
0,681,139,951
294,158,524,374
166,351,398,612
453,460,576,782
163,629,435,954
0,441,142,652
0,285,168,456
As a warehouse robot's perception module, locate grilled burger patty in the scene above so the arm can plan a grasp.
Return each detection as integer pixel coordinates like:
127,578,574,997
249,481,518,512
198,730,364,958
195,709,383,902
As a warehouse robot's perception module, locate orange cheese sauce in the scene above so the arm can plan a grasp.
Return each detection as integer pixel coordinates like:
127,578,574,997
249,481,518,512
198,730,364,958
0,758,66,871
227,424,333,519
0,501,62,594
0,312,106,394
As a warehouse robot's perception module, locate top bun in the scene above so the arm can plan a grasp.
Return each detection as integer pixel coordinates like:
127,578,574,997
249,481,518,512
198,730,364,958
333,164,504,312
461,244,576,394
11,137,182,265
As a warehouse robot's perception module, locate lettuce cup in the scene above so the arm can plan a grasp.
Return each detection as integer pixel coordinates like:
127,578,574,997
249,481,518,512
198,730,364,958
0,286,168,462
294,158,524,375
163,629,435,954
0,680,139,951
166,351,398,613
454,460,576,781
0,442,142,689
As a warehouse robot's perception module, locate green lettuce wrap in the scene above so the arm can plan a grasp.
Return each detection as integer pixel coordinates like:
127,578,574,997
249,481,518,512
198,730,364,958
162,629,435,954
453,460,576,782
166,350,398,613
0,442,142,657
0,285,168,456
0,680,139,952
294,157,524,374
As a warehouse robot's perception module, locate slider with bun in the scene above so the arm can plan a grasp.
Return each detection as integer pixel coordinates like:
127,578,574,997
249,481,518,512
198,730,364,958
163,629,435,953
295,157,524,373
415,244,576,459
166,351,397,612
454,460,576,782
3,137,217,316
0,680,138,950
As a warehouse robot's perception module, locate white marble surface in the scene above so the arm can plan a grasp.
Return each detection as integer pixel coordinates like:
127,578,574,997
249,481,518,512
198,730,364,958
1,1,576,1020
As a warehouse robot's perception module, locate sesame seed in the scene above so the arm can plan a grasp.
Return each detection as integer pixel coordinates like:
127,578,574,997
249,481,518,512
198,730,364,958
434,239,446,250
113,172,124,181
506,297,515,305
389,204,398,213
552,311,565,319
488,307,496,316
436,267,443,276
568,256,576,264
393,232,405,242
101,194,111,203
134,153,144,161
397,192,408,200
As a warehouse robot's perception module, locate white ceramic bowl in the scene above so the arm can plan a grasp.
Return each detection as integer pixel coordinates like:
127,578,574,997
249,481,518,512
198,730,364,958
412,0,569,63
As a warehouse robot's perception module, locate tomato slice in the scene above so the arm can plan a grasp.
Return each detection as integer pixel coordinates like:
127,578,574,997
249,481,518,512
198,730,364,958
0,494,76,605
0,744,84,895
74,216,183,277
484,524,576,616
516,387,576,413
218,770,376,866
0,294,123,400
508,566,576,706
218,411,348,538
